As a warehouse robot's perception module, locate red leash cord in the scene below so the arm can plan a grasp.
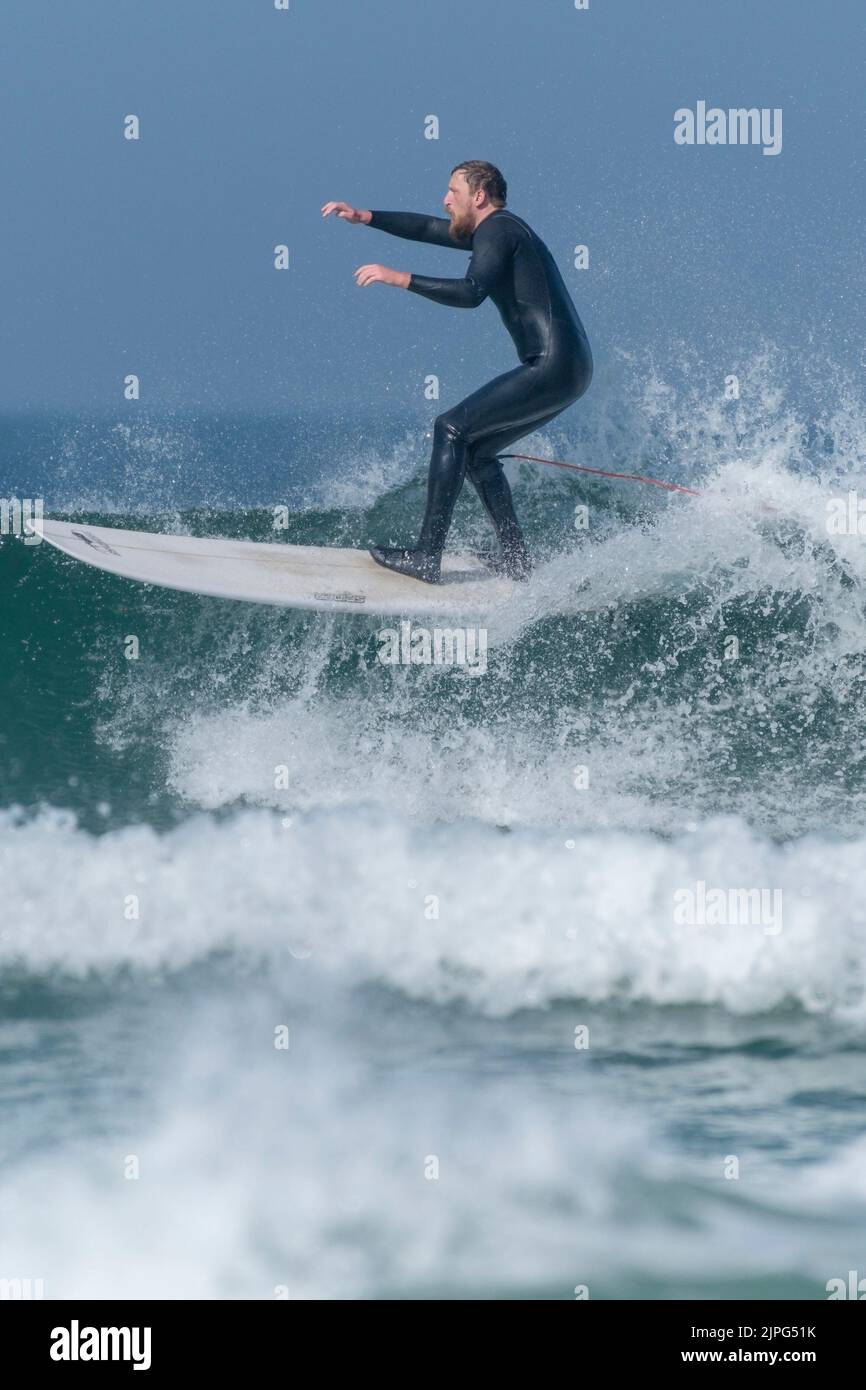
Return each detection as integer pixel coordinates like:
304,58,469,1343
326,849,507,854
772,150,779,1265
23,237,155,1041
499,452,703,497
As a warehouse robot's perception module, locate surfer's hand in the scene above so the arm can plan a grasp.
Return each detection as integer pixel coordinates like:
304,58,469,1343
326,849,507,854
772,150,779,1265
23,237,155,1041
321,201,370,224
354,263,410,289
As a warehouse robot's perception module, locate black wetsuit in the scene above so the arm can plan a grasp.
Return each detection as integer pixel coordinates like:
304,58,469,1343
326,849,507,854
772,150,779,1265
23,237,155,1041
366,207,593,582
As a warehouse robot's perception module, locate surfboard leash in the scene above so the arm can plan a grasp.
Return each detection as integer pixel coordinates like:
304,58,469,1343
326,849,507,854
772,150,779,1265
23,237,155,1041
498,453,703,497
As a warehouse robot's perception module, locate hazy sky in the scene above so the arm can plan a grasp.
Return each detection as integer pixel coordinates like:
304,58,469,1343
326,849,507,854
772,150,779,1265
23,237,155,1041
2,0,864,413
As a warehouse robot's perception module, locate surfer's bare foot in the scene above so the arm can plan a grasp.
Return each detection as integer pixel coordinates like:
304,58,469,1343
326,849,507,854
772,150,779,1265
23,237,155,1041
368,546,442,584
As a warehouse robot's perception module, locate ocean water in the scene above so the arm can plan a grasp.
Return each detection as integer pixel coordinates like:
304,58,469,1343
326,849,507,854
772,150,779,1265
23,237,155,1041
3,347,866,1299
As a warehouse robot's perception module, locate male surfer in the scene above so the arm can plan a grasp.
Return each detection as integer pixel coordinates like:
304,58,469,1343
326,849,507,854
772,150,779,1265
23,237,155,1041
322,160,592,583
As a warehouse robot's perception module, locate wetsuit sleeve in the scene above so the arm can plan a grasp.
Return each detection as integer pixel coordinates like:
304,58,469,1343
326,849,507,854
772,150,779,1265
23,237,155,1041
406,219,513,308
367,210,471,251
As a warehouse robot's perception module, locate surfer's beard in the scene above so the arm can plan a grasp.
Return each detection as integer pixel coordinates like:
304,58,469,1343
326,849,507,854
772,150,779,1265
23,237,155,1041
448,208,474,241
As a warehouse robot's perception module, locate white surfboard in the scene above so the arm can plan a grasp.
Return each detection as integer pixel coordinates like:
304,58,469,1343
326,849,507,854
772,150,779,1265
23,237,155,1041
34,519,517,617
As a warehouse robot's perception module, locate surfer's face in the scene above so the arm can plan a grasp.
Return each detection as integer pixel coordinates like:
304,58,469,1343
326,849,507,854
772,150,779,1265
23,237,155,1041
444,173,478,240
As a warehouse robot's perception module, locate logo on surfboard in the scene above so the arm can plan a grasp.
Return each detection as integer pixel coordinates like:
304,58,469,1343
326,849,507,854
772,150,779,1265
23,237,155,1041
313,591,366,604
72,529,121,557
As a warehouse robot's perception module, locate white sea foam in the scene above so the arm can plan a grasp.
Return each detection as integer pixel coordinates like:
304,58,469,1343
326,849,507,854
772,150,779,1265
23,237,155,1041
2,807,865,1022
0,967,860,1299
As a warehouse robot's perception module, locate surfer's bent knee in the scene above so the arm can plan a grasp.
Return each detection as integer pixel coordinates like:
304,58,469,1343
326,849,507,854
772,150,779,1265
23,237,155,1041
433,411,471,445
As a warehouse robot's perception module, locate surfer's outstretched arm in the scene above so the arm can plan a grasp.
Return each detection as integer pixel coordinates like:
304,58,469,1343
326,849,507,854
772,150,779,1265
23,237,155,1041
366,210,472,251
321,201,470,249
405,217,516,308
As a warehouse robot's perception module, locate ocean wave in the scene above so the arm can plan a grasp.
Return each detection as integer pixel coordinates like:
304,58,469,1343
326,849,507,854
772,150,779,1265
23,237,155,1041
2,805,865,1022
